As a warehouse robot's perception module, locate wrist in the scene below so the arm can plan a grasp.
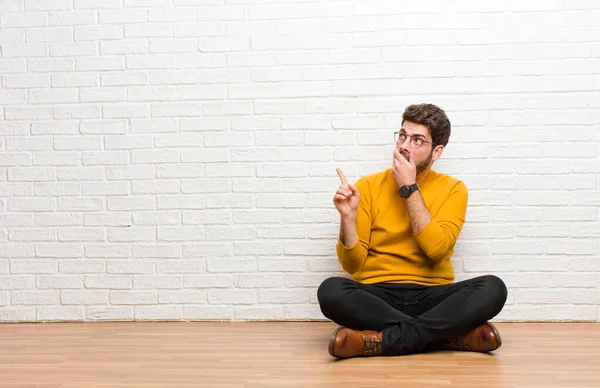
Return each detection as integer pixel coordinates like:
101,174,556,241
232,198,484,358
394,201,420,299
398,183,419,199
340,212,357,221
394,176,416,187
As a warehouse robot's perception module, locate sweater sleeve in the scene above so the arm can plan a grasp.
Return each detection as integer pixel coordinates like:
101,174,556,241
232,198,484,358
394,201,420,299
335,177,371,274
413,181,468,261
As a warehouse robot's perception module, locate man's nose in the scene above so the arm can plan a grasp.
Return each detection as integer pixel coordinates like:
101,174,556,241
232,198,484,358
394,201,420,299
397,138,410,151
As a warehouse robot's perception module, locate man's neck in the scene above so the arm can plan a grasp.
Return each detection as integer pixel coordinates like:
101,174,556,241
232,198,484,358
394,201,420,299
416,168,432,185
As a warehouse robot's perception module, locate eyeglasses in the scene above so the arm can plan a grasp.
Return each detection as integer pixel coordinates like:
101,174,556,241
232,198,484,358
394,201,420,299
394,131,436,149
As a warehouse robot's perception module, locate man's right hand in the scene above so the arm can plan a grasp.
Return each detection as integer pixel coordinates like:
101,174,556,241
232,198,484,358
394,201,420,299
333,168,359,217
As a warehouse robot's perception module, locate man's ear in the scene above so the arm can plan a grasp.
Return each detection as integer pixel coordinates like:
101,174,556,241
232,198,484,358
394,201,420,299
432,145,444,162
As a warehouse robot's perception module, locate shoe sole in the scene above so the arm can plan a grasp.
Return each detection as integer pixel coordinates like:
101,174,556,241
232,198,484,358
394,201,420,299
485,322,502,351
328,326,345,357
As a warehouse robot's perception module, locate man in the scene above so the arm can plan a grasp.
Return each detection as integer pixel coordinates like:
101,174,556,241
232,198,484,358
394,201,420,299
318,103,507,359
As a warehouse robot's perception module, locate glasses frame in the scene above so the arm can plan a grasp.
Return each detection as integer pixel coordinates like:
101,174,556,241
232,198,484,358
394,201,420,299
393,131,437,150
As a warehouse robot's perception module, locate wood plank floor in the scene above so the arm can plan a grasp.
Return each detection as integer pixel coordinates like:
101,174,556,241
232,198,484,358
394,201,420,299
0,322,598,387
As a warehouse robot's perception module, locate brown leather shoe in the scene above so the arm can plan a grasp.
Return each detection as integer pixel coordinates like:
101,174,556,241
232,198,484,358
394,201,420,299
328,327,384,359
443,322,502,352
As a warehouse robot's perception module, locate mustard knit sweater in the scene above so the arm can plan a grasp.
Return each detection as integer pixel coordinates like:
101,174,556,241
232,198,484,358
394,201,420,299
336,169,468,286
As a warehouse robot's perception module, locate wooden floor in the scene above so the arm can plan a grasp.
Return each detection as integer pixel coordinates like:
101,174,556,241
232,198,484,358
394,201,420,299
0,322,599,388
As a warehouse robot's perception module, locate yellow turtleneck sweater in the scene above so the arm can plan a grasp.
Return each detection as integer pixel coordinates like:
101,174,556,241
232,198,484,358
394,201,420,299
336,169,468,286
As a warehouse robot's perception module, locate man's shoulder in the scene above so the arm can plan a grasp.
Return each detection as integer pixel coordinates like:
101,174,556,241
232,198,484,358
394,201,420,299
429,170,468,193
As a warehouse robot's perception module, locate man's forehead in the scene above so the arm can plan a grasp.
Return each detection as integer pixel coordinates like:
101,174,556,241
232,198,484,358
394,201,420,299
401,121,430,137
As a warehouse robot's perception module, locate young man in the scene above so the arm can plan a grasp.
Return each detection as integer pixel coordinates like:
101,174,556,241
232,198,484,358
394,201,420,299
318,103,507,359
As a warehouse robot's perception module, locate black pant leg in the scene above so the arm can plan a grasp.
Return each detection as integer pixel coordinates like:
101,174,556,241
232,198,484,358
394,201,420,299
317,276,413,332
382,275,508,355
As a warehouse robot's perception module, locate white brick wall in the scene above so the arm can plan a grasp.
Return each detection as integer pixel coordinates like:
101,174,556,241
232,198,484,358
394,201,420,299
0,0,599,323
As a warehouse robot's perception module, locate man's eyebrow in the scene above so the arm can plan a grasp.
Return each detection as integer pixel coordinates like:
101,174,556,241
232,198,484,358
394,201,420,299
400,128,426,138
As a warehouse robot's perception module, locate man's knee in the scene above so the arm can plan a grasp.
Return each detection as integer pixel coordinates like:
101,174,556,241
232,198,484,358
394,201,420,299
317,277,349,320
317,276,347,308
479,275,508,312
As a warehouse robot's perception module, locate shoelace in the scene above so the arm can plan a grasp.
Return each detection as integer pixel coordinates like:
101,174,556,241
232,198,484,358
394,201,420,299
359,335,382,355
446,336,470,351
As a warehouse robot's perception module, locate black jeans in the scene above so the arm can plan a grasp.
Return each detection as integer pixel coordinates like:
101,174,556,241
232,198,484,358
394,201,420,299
317,275,508,356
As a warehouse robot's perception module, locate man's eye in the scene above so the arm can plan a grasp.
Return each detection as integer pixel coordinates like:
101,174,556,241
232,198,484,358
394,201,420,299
414,138,423,145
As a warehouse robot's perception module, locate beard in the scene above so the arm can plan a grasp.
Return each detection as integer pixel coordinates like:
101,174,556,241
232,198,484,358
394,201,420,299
416,148,433,174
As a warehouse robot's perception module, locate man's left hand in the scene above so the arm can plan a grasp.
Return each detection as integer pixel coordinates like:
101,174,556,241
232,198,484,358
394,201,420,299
392,147,417,188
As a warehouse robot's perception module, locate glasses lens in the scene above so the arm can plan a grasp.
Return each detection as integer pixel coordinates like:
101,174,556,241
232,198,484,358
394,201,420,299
410,138,423,149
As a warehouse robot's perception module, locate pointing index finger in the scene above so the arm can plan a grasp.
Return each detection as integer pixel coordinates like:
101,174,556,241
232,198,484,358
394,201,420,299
336,168,348,186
